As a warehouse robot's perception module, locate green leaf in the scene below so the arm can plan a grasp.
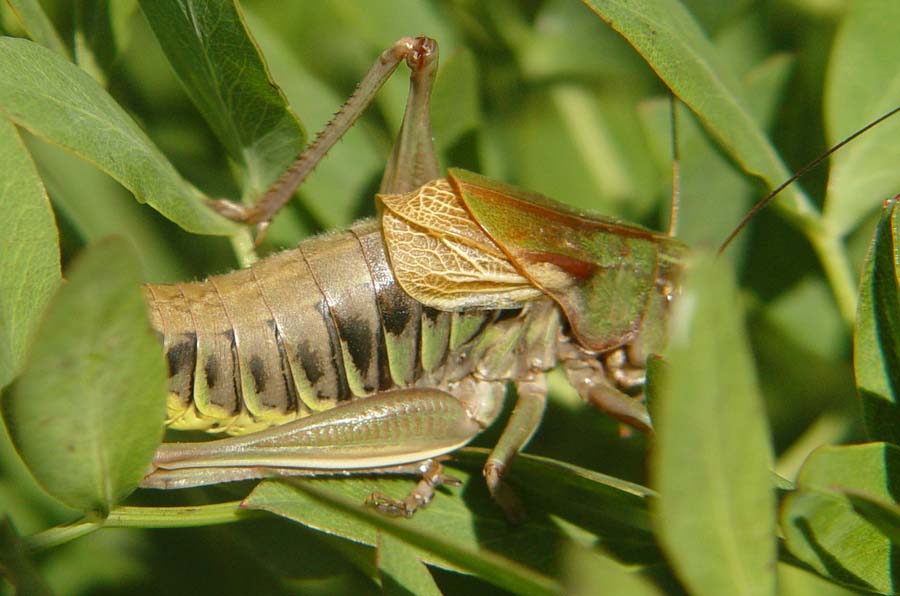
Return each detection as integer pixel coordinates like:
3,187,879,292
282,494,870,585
640,51,794,251
844,490,900,544
824,0,900,236
580,0,813,222
0,37,234,235
245,477,560,596
377,532,443,596
26,137,192,283
244,466,556,576
854,197,900,443
2,238,167,513
781,443,900,594
138,0,306,197
243,447,659,587
0,119,61,390
778,562,862,596
649,252,775,596
6,0,70,59
456,449,657,558
562,544,665,596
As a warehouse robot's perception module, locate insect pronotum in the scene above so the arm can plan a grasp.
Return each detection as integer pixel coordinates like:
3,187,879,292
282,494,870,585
140,36,686,519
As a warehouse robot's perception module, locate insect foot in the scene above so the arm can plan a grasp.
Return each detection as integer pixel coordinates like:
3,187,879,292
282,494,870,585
365,459,460,517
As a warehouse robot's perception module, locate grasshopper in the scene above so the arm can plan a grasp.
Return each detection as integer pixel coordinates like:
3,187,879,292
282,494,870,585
141,36,686,518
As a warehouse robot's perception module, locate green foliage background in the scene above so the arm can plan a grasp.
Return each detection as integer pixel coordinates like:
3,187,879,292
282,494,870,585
1,0,900,594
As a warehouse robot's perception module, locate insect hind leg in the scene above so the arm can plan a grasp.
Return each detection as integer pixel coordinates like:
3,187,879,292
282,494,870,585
365,458,461,517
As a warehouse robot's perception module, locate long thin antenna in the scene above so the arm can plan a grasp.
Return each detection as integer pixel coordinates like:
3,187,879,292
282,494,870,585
667,95,680,237
718,105,900,254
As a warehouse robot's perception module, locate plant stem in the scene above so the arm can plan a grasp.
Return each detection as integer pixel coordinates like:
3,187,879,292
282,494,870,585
26,501,254,553
105,501,253,528
807,226,857,325
230,227,258,267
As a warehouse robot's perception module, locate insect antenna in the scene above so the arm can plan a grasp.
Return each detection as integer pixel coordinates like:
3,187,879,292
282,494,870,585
718,105,900,255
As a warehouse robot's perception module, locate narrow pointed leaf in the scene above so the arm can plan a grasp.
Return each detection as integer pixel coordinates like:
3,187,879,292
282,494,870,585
0,119,61,389
844,490,900,545
6,0,70,58
580,0,812,221
650,252,775,596
0,37,234,235
854,197,900,443
781,443,900,594
243,467,557,575
2,238,167,513
139,0,306,198
247,478,559,596
377,532,443,596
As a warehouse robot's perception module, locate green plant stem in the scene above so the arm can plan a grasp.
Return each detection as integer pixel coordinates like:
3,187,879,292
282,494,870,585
768,189,856,325
26,520,101,552
806,225,857,325
230,227,258,268
26,501,253,553
106,501,253,528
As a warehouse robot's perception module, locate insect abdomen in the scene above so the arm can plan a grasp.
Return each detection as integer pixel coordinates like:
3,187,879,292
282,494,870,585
145,219,495,435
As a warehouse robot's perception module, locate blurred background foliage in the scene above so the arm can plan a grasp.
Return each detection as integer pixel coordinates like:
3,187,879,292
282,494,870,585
0,0,895,594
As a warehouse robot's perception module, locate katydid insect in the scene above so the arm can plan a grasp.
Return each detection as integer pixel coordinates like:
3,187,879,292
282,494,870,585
140,36,686,518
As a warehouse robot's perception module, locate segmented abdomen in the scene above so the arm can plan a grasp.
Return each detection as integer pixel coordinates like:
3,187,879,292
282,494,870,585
144,219,542,435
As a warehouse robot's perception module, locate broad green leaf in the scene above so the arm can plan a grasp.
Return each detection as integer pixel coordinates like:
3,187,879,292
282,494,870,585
825,0,900,236
2,238,167,513
581,0,814,222
246,477,560,596
562,544,665,596
0,119,61,390
138,0,305,198
377,532,443,596
650,252,775,596
781,443,900,595
0,37,234,235
6,0,70,58
0,517,53,596
854,197,900,443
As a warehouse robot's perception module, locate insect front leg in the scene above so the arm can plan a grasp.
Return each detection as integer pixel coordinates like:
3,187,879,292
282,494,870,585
560,342,653,433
